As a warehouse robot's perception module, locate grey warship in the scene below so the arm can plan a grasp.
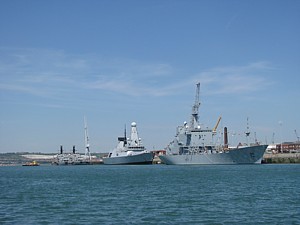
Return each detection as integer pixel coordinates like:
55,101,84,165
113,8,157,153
53,145,91,165
53,117,92,165
103,122,154,165
159,83,267,165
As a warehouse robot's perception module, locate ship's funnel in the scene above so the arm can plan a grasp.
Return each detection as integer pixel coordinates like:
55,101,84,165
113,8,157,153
73,145,76,154
224,127,228,149
60,145,63,154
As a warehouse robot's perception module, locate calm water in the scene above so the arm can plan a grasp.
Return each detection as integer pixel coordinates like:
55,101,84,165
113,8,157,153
0,164,299,224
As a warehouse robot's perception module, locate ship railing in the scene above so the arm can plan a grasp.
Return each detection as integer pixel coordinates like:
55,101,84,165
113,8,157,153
184,146,222,155
126,147,146,152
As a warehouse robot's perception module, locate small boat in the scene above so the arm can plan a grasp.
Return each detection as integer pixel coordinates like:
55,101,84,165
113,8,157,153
103,122,154,165
22,161,40,166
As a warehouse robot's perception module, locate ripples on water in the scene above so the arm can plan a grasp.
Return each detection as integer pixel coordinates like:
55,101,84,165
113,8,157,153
0,164,299,224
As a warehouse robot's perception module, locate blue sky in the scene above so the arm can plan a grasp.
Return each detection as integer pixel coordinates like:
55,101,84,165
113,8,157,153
0,0,299,153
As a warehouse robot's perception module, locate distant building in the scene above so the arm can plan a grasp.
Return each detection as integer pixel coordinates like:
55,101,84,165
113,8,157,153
276,142,300,153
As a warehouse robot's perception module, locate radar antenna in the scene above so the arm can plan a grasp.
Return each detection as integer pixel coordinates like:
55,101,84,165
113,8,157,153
190,82,201,129
84,116,91,161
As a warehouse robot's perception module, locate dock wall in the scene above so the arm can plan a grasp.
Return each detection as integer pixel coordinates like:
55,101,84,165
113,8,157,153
262,153,300,164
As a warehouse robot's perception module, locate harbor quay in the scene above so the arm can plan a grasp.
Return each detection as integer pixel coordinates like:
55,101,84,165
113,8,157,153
0,151,300,166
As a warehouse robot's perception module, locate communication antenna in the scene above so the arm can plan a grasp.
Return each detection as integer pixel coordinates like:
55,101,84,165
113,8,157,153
84,116,91,161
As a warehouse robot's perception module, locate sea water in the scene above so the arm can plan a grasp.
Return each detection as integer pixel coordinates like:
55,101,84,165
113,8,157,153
0,164,299,224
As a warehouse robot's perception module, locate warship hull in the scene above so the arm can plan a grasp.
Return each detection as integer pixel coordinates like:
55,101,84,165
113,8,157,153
159,145,267,165
103,152,154,165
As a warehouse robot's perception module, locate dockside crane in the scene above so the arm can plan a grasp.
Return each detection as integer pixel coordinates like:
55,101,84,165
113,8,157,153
190,82,200,129
84,116,91,161
295,129,300,142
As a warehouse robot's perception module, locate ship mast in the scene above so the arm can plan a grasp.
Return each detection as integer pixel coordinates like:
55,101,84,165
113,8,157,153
245,117,250,146
124,124,127,145
190,82,201,129
84,116,91,161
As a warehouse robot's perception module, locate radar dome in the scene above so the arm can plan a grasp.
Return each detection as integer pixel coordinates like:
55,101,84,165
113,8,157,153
131,122,137,127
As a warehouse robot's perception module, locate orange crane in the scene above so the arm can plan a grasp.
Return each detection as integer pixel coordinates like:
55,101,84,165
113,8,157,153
213,116,222,133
